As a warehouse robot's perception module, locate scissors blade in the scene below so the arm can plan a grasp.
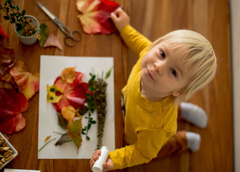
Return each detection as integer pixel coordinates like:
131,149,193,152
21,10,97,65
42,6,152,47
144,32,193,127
37,1,56,21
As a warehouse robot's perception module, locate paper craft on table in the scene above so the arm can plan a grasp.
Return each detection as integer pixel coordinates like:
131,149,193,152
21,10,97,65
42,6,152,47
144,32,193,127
38,55,115,159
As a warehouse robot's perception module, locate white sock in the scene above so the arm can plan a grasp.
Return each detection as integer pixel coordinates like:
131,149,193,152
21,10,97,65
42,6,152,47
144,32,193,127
180,102,208,129
186,132,201,152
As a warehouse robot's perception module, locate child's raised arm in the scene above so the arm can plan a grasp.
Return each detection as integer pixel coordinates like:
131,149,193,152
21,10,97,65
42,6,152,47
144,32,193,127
111,8,130,32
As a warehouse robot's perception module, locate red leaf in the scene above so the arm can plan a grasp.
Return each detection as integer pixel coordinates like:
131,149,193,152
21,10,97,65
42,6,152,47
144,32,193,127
52,72,87,113
0,88,28,134
76,0,120,34
10,61,40,100
0,25,8,39
0,45,16,77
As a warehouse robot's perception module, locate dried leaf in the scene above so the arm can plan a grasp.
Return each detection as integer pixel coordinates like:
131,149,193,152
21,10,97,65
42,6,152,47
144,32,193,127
0,88,28,134
61,106,76,122
44,33,63,50
57,112,69,130
0,45,16,77
76,0,119,34
38,23,49,47
47,84,63,103
44,135,51,142
10,61,40,100
61,67,77,84
55,133,69,146
67,118,82,149
105,67,112,79
51,70,87,113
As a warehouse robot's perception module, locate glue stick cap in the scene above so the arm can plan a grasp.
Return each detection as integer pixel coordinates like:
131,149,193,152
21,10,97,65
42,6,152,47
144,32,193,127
92,146,109,172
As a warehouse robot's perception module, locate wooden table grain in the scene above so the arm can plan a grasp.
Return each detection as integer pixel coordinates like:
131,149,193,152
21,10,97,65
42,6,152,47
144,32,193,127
0,0,128,171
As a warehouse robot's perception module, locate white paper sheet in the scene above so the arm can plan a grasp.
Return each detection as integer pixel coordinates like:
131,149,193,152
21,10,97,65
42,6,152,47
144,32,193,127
38,55,115,159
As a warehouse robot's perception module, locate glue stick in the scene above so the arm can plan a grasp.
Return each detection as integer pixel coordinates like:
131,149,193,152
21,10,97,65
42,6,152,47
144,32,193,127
92,146,109,172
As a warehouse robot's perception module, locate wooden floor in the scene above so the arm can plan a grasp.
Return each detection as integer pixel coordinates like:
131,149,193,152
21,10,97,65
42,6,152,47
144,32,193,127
0,0,232,172
122,0,233,172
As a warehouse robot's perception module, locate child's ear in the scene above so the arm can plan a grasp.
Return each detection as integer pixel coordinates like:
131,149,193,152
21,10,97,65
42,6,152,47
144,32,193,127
172,90,183,97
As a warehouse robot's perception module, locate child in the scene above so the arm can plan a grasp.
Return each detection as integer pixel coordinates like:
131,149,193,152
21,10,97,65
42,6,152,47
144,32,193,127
90,8,217,171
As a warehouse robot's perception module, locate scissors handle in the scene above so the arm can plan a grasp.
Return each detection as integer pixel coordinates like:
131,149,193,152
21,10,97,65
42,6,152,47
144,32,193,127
64,31,82,47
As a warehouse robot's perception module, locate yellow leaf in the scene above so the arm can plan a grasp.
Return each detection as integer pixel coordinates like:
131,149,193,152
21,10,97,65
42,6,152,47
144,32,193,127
44,135,51,142
61,106,76,122
46,84,63,103
61,67,76,84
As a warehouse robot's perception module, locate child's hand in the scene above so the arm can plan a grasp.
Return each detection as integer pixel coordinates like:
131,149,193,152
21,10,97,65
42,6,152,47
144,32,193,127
90,149,114,171
111,8,130,32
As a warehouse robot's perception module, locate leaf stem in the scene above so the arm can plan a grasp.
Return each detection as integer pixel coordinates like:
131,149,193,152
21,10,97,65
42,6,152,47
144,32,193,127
38,138,56,152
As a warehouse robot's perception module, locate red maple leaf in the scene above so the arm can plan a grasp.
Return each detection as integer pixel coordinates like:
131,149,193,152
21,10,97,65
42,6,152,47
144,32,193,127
0,88,28,134
76,0,120,34
52,72,88,113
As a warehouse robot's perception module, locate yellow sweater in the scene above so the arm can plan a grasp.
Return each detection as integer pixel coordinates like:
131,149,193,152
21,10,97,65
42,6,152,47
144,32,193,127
109,25,178,169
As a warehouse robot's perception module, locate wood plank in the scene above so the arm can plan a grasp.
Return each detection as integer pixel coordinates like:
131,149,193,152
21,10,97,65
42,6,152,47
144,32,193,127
124,0,233,171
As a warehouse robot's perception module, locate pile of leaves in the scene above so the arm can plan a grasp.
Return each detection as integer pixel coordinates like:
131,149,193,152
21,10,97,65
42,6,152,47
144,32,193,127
0,45,40,134
76,0,119,34
46,67,111,151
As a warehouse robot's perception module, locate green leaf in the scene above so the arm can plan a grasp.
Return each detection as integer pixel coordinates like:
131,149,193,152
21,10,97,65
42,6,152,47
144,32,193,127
14,5,19,11
21,9,25,16
38,23,49,47
105,67,112,79
57,113,68,129
67,119,82,149
3,15,10,20
86,136,90,141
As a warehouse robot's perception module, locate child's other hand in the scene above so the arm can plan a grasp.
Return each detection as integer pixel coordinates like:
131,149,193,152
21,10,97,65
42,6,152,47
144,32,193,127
90,149,114,172
111,8,130,32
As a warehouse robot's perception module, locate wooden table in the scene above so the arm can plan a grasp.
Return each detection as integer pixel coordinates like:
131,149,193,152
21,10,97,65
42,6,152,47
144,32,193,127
0,0,128,171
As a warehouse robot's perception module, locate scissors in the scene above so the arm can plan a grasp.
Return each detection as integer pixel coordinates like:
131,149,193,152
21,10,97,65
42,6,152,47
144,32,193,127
37,1,81,47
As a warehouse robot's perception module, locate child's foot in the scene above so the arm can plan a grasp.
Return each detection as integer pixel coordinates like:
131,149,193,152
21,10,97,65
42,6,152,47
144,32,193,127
186,132,201,152
180,102,208,129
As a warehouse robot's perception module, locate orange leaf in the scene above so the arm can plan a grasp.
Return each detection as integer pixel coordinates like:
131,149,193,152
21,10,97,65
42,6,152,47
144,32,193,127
61,67,77,84
44,135,51,142
10,61,40,100
61,106,76,122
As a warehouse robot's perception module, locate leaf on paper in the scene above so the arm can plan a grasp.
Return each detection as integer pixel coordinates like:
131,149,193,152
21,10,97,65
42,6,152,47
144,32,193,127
61,106,76,122
76,0,120,34
55,133,69,146
61,67,77,84
10,61,40,100
67,118,82,149
45,135,51,142
51,70,88,113
57,113,69,130
47,84,63,103
44,33,63,50
38,23,49,47
0,88,28,134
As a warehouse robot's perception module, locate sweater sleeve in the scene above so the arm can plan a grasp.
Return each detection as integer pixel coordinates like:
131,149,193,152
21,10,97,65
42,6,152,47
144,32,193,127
120,25,152,57
109,128,170,169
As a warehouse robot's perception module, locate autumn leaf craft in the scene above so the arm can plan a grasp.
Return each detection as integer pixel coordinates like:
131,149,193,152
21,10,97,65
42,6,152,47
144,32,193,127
76,0,120,34
46,66,112,151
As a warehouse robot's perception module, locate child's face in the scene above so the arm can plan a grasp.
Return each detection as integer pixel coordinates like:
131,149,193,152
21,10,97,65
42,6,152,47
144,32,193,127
140,40,191,101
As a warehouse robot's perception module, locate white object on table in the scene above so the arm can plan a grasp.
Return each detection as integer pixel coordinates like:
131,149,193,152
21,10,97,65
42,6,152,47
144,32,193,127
38,56,115,159
92,146,109,172
4,169,40,172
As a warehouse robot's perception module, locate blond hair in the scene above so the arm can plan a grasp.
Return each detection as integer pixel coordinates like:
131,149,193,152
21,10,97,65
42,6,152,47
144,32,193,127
149,30,217,104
